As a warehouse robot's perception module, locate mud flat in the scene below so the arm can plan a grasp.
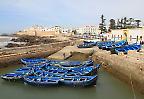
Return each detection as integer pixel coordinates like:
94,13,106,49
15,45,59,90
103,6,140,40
0,41,71,67
92,47,144,94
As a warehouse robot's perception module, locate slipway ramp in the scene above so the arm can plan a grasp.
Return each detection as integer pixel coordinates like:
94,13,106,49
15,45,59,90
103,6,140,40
47,46,94,60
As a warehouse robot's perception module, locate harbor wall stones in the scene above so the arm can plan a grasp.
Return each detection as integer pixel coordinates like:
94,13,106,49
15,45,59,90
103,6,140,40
92,47,144,94
0,41,71,67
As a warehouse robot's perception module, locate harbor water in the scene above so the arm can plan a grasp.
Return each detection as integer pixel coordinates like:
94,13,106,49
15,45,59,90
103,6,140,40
0,65,144,99
0,36,13,48
0,36,24,48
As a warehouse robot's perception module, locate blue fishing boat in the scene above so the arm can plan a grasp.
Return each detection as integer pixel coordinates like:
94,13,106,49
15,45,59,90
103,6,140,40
59,59,93,68
112,47,124,54
26,65,67,77
70,65,98,76
1,67,34,81
28,64,98,78
98,40,126,50
48,60,63,64
28,70,63,78
59,75,97,87
1,73,23,81
23,76,60,86
59,61,82,67
21,58,94,68
15,67,32,74
83,41,97,46
82,59,94,66
95,64,101,69
113,40,127,48
102,44,113,50
77,43,94,48
2,57,100,87
42,62,99,76
131,44,141,50
112,43,142,54
97,41,114,49
123,44,141,53
16,67,32,71
21,58,48,65
63,71,82,77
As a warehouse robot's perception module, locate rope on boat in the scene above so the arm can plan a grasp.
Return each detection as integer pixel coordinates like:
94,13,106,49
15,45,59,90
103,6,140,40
129,73,136,99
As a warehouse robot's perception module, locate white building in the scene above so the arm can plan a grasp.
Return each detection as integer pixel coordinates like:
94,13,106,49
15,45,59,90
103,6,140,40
23,25,44,32
76,26,99,35
49,26,62,33
23,25,62,33
106,28,144,43
17,25,62,37
61,28,74,34
61,28,69,34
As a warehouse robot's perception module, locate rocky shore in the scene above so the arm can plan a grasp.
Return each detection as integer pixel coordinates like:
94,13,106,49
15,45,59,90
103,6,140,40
6,35,60,48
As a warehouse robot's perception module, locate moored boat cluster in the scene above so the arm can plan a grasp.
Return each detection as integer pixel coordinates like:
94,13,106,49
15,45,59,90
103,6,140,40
78,40,142,54
96,40,142,54
1,58,100,87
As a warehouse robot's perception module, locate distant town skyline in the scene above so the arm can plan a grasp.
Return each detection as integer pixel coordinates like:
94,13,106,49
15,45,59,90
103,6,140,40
0,0,144,33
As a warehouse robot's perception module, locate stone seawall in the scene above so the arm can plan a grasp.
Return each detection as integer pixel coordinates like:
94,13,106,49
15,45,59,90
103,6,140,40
0,41,71,67
92,47,144,94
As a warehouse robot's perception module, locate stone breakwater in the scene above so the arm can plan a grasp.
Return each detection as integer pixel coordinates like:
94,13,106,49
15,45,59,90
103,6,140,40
0,41,71,67
92,47,144,94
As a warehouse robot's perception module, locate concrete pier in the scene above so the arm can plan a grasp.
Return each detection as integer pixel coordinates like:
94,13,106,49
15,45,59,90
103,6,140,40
92,47,144,94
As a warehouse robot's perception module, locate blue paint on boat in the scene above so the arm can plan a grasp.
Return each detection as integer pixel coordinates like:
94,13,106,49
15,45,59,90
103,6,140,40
1,73,23,81
59,75,98,87
1,59,101,87
112,43,141,54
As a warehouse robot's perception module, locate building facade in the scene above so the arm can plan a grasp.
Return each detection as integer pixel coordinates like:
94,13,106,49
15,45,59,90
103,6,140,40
17,25,63,37
106,28,144,43
76,26,99,35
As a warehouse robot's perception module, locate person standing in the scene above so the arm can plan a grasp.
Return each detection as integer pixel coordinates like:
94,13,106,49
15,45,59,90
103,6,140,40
63,53,66,59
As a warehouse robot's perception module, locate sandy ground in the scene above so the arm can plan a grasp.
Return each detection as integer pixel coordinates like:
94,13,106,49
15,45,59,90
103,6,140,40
47,45,94,60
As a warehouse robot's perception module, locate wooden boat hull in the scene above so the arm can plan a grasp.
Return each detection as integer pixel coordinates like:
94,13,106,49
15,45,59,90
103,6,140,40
24,80,59,86
21,58,48,65
1,74,23,81
77,43,94,48
1,77,23,81
111,43,142,54
59,76,97,87
23,76,60,86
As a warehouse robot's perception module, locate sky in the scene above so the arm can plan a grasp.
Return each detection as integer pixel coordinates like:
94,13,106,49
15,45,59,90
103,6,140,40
0,0,144,33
